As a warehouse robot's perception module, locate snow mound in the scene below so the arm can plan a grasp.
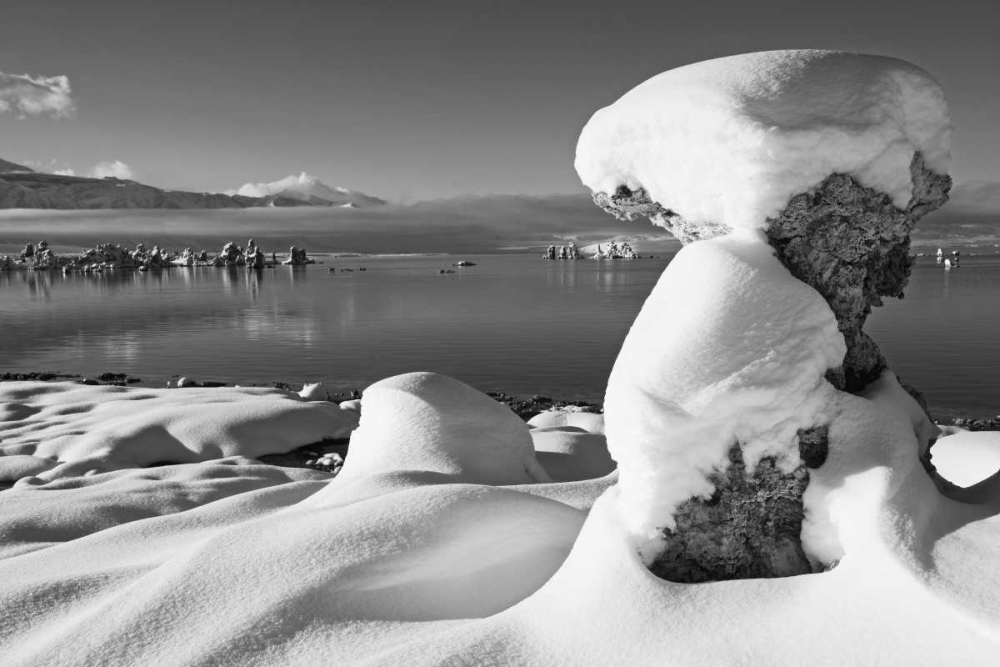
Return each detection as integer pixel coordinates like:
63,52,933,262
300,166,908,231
527,408,605,435
604,231,845,551
932,430,1000,488
0,382,358,483
341,372,551,485
530,429,616,481
575,50,951,231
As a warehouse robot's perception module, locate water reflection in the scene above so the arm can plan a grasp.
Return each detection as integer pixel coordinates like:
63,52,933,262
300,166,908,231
26,272,53,302
101,332,142,363
246,270,260,304
241,309,318,347
287,265,309,288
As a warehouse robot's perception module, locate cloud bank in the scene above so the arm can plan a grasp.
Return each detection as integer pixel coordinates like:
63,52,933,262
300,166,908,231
89,160,133,180
0,72,75,118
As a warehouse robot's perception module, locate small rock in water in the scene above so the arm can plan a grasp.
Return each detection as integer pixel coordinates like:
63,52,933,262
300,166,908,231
176,377,196,388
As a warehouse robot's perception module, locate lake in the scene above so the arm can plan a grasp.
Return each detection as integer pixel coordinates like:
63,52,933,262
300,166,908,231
2,252,999,419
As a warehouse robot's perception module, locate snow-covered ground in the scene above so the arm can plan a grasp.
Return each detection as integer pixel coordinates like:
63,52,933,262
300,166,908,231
0,375,996,665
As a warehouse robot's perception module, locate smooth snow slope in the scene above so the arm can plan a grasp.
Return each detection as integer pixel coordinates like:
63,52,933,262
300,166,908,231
575,50,951,231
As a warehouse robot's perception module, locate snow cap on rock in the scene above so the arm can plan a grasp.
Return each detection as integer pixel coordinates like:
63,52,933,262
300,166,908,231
575,50,951,233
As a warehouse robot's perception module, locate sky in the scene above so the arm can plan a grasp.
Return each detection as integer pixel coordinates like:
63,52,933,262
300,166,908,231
0,0,996,202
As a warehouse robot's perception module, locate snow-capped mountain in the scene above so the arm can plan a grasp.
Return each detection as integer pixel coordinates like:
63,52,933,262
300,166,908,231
231,172,385,208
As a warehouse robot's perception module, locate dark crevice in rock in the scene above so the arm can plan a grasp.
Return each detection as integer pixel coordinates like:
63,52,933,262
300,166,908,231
649,443,814,583
798,426,829,469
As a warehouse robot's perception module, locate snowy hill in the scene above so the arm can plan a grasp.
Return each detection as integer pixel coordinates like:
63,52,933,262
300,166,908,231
232,172,385,208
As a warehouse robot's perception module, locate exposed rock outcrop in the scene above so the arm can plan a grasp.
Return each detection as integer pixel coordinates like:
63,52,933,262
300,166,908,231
593,186,728,245
649,444,813,582
765,154,951,391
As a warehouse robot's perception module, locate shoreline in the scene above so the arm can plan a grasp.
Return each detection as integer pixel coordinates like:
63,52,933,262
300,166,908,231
1,371,994,429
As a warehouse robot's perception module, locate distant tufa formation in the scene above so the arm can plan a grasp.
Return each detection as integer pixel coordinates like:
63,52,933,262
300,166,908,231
542,240,640,260
0,239,316,272
543,243,581,260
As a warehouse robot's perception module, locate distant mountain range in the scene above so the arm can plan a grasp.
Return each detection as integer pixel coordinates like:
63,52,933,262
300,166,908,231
0,159,385,210
2,155,996,249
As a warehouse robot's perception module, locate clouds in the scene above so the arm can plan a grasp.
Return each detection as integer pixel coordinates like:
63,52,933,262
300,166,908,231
23,158,134,180
89,160,133,180
0,72,75,119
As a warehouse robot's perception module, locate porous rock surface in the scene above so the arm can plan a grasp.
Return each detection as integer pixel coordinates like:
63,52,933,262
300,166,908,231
765,154,951,392
595,154,949,583
650,442,818,583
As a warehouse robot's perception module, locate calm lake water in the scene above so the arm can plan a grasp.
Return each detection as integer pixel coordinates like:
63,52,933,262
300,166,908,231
1,252,999,418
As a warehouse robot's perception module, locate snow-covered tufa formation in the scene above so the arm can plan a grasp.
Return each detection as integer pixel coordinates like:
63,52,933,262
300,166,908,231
576,50,954,580
576,50,951,236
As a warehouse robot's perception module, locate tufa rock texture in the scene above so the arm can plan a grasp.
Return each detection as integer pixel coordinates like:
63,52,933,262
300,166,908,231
592,186,728,245
765,154,951,391
650,430,828,583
